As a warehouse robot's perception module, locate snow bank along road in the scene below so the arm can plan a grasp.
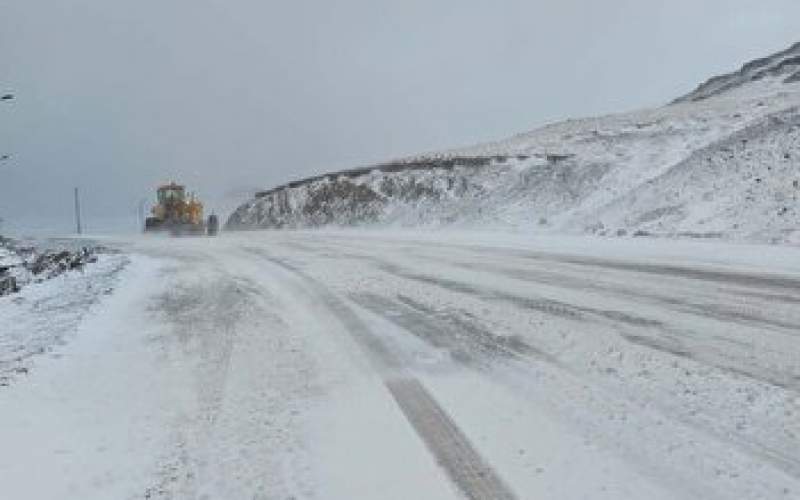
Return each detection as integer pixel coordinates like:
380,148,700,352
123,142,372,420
1,230,799,499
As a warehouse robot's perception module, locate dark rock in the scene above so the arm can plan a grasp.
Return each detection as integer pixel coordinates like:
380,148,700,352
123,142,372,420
0,276,18,296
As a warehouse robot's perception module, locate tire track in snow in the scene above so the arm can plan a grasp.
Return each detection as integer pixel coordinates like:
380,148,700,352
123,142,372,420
386,377,516,500
463,246,800,293
328,243,800,480
243,247,518,500
365,256,800,392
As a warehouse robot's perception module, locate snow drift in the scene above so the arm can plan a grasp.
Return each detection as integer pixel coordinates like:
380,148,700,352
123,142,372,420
227,42,800,243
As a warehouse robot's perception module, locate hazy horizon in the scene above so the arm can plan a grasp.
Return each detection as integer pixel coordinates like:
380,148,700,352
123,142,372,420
2,1,800,235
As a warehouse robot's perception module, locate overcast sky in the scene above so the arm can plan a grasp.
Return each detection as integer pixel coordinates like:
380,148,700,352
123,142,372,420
2,0,800,234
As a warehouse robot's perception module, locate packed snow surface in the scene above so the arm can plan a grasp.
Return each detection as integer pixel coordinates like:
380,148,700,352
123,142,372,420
1,230,799,499
228,43,800,243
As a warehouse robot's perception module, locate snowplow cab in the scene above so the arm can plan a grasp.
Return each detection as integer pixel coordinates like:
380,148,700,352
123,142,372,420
158,183,185,204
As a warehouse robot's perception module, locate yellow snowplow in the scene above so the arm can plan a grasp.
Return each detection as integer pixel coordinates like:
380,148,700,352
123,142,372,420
144,182,219,236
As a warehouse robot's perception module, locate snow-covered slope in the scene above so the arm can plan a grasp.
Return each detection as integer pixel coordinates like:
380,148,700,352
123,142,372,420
674,42,800,103
227,43,800,243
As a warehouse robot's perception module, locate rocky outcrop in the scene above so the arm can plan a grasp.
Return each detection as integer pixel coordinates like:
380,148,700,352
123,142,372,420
0,237,105,296
226,157,507,229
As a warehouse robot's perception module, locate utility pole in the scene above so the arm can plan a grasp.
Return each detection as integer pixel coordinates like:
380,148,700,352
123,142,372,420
1,93,12,167
0,93,12,232
74,187,82,235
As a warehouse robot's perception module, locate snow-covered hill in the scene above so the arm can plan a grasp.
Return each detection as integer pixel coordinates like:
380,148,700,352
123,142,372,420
674,42,800,103
227,43,800,243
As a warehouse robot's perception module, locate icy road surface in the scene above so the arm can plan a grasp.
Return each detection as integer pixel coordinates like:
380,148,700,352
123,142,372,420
1,230,799,500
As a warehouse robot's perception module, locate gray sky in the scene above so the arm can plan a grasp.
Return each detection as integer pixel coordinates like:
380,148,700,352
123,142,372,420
2,0,800,234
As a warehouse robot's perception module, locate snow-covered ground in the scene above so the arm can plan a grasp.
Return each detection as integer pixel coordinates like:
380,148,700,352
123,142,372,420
1,230,798,499
228,43,800,244
0,240,127,386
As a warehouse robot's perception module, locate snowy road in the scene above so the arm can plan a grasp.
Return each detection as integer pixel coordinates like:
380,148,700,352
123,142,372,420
1,230,799,499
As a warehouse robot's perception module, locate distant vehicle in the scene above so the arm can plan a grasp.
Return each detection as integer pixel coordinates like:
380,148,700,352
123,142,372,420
144,182,218,236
